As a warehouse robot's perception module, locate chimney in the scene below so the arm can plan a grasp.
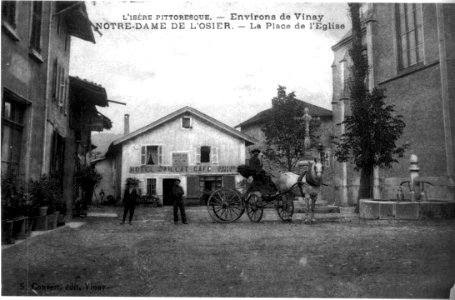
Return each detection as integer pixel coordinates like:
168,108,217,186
124,114,130,135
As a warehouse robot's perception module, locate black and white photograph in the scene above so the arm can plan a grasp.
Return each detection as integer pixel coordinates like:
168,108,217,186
1,0,455,297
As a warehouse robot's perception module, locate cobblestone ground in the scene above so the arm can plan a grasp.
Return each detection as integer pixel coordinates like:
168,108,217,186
2,206,455,297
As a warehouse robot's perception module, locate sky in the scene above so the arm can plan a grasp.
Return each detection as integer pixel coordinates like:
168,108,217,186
70,1,351,134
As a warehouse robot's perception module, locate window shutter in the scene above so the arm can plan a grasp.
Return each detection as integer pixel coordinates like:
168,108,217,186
64,77,69,114
158,146,163,165
141,146,146,164
59,66,65,107
186,175,200,198
211,147,219,164
222,175,235,189
52,58,58,100
195,146,201,164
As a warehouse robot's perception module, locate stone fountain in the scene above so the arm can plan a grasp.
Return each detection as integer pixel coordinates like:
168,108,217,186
360,155,455,220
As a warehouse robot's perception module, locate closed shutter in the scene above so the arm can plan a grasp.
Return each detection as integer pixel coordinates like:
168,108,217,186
195,146,201,164
211,146,219,164
64,77,69,114
141,146,146,164
186,176,200,198
222,175,235,189
52,58,58,100
59,66,64,106
158,146,163,165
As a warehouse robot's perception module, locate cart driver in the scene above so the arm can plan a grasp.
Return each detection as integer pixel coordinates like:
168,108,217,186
249,149,265,185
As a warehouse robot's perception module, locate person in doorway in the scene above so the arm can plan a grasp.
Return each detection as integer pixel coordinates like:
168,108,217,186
172,179,187,224
121,182,138,225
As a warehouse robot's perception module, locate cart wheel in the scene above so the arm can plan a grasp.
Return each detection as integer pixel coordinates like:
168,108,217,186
276,195,294,222
246,192,264,223
207,188,244,223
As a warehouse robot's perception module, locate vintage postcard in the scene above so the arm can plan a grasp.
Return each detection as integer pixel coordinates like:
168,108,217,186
1,0,454,297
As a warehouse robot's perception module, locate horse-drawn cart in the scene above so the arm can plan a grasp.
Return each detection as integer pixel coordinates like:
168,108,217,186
206,161,325,224
206,187,294,223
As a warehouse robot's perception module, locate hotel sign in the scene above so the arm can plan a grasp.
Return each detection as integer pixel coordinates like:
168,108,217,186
129,165,237,174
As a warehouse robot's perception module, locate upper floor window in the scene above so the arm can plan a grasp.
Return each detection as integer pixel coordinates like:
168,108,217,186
141,145,162,165
200,146,211,163
30,1,43,52
195,146,218,164
182,116,192,129
2,1,17,28
396,3,423,70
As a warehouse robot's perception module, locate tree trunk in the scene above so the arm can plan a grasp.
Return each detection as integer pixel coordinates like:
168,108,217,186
286,149,292,171
357,165,373,212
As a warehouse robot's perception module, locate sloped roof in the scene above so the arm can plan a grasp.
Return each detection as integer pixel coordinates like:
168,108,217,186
69,76,109,107
236,100,332,129
57,2,95,43
112,106,257,146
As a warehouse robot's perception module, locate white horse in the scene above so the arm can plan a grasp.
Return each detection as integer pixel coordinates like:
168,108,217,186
271,160,324,223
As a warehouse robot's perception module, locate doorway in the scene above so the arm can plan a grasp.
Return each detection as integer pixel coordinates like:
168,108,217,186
163,178,177,206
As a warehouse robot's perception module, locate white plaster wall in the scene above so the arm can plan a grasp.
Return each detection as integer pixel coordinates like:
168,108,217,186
120,115,247,198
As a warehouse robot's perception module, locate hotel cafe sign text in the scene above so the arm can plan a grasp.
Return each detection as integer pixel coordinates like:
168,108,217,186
129,165,238,174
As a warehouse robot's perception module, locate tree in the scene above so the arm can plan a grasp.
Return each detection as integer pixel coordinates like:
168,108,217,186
334,3,407,201
263,86,321,171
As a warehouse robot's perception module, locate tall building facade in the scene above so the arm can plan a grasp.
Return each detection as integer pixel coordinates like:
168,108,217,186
331,3,455,205
2,1,110,214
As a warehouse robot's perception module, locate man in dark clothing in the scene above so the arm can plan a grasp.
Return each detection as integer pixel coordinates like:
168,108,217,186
121,183,138,225
172,179,187,224
249,149,265,185
249,149,263,172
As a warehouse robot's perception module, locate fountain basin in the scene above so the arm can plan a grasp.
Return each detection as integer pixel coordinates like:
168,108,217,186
359,199,455,220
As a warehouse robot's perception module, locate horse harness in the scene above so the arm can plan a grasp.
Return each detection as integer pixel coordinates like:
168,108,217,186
296,168,327,198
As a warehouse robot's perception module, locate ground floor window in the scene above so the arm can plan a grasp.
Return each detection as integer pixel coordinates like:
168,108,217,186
50,130,65,186
147,178,157,196
199,176,222,193
1,91,26,179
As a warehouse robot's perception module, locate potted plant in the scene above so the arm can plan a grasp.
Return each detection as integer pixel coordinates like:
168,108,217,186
30,176,49,216
1,176,35,243
29,175,63,230
56,197,67,226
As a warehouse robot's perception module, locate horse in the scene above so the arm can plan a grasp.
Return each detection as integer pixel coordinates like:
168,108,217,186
271,160,324,224
237,160,325,223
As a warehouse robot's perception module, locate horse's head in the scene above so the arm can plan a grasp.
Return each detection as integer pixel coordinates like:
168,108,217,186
310,159,324,182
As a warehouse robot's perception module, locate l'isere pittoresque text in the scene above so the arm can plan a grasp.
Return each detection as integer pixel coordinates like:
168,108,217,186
95,13,345,31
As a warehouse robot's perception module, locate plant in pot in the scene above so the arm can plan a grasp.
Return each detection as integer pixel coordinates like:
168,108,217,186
55,197,67,226
30,176,50,216
29,175,63,230
1,176,35,243
74,166,102,215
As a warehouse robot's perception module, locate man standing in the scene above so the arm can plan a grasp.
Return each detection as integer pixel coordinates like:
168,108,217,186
172,179,187,224
121,181,138,225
